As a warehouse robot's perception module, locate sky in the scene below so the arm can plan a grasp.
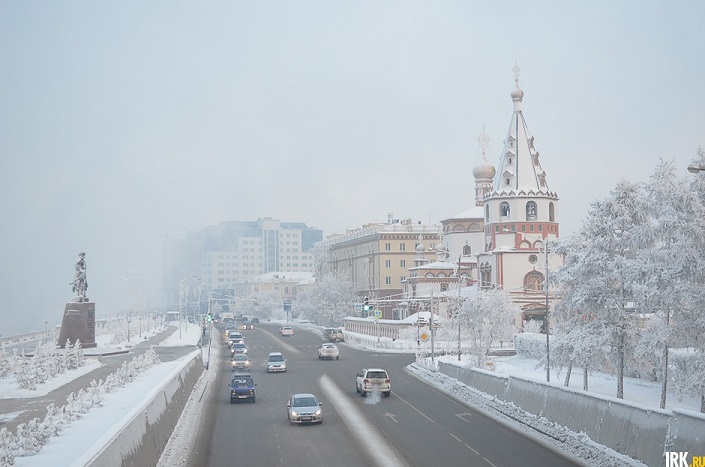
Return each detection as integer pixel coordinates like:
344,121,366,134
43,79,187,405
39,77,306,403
2,1,705,337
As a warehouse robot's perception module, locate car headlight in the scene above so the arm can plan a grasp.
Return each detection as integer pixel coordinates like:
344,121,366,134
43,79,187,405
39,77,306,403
290,410,298,417
314,409,321,416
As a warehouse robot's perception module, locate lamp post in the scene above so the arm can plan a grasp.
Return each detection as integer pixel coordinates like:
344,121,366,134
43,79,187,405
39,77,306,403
44,320,49,338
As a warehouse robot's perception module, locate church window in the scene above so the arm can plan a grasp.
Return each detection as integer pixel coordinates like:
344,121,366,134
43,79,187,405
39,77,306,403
425,272,434,278
549,202,555,222
485,205,490,222
505,177,511,186
441,284,449,292
500,202,510,217
524,272,544,291
463,245,471,256
526,201,537,221
438,273,446,278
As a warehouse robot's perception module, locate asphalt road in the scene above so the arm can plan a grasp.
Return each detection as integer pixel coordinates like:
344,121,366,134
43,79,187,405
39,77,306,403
193,323,582,467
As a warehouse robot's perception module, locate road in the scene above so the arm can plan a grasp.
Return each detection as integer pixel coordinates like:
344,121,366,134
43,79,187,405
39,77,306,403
188,323,582,467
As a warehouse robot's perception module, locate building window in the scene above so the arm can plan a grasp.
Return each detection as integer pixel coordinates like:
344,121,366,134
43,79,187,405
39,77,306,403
463,245,471,256
526,201,537,221
500,202,510,217
400,260,406,267
524,272,544,291
400,276,406,282
400,243,406,251
385,243,391,251
441,284,448,292
385,276,392,285
549,202,555,222
385,260,391,268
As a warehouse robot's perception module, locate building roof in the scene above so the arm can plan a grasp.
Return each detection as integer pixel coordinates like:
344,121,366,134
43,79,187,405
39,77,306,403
250,271,315,284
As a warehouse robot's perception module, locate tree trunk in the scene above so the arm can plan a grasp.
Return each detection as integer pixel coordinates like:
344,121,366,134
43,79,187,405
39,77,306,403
660,344,668,409
583,365,589,391
564,362,572,387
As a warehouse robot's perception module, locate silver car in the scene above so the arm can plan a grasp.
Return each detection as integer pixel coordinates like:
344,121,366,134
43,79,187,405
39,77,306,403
287,393,322,424
266,352,287,373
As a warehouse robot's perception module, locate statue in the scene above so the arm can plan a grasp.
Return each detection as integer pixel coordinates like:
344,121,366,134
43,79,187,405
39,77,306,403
71,252,88,301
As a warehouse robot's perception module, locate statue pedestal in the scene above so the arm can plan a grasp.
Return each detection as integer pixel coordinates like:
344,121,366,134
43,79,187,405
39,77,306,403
58,301,97,348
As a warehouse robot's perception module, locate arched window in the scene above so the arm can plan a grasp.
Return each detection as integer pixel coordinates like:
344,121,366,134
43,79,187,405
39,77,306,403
479,262,492,290
425,272,434,278
549,202,555,222
500,202,510,217
441,284,448,292
526,201,537,221
524,272,544,291
463,245,472,256
485,204,490,222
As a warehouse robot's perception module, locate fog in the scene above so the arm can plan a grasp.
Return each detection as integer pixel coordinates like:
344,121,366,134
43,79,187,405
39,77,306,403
1,1,704,337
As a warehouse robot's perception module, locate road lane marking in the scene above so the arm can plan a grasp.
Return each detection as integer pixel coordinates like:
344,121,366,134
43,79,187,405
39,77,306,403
319,374,409,467
392,392,437,424
455,412,472,422
385,412,399,423
449,433,480,455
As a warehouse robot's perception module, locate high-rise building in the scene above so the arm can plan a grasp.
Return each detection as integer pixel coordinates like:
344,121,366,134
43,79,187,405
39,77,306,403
161,218,322,309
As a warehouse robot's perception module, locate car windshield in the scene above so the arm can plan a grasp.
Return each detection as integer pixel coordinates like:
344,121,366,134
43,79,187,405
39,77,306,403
232,378,253,388
269,355,284,362
234,355,247,361
294,397,317,407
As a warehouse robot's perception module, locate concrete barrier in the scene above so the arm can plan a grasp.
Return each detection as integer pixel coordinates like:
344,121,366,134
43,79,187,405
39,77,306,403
437,362,705,467
86,350,204,467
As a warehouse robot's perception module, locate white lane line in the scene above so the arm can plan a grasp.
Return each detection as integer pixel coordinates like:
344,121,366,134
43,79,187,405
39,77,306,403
319,374,409,467
483,457,497,467
449,432,480,456
392,392,437,424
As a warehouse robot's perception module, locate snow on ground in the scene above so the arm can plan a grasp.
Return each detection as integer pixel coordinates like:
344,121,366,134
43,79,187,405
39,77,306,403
3,322,695,466
5,324,205,467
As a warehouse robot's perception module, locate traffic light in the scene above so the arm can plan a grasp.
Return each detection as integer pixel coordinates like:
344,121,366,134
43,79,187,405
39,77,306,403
207,312,212,322
363,296,370,313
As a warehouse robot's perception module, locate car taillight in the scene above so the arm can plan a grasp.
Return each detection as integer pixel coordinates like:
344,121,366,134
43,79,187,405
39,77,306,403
385,379,390,383
363,379,369,384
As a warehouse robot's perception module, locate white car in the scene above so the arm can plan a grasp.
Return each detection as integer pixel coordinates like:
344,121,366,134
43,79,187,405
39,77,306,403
266,352,287,373
231,354,251,370
356,368,391,397
279,326,294,336
287,393,322,424
317,343,340,360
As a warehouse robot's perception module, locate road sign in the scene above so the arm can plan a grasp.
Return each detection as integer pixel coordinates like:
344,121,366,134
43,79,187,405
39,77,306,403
420,332,429,341
373,309,382,319
355,304,362,310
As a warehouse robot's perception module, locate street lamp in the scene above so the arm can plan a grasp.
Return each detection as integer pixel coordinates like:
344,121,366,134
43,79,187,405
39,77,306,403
44,320,49,337
687,162,705,173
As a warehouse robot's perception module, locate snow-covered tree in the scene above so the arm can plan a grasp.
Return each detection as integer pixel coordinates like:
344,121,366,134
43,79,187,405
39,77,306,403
295,274,357,326
552,180,651,399
457,288,517,367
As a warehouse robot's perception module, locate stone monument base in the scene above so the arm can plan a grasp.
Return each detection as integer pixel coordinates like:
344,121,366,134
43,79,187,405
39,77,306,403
58,301,97,348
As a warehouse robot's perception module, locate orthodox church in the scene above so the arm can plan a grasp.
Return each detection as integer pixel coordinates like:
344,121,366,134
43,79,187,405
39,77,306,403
438,65,563,323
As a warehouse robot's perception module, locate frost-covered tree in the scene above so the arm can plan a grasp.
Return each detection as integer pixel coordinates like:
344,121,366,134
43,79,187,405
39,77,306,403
457,288,517,367
295,274,357,326
552,180,651,399
631,160,705,408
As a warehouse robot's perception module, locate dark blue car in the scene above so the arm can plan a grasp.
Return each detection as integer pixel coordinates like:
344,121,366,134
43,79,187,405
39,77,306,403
230,373,256,403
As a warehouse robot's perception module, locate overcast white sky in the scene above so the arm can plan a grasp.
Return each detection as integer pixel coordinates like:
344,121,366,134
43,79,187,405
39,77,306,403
1,1,704,336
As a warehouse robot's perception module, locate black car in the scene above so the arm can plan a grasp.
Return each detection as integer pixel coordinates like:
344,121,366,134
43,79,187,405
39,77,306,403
230,373,256,403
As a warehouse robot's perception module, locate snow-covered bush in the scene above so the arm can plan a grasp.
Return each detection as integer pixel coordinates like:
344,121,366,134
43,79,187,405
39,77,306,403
0,347,161,464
